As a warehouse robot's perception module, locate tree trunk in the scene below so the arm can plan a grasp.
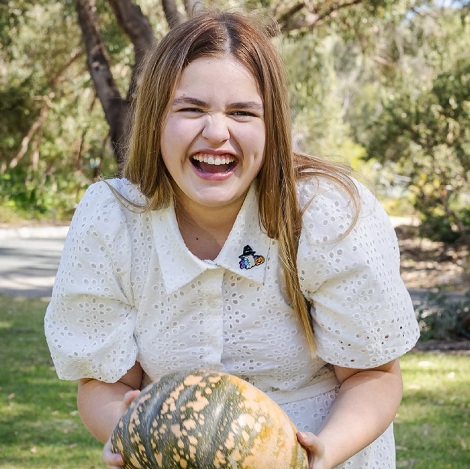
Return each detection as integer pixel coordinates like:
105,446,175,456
108,0,156,108
76,0,128,169
108,0,155,66
161,0,184,27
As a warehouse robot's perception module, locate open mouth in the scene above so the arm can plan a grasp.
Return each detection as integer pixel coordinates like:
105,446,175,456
190,153,237,174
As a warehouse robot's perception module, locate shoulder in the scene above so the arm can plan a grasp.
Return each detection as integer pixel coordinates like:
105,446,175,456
77,178,146,214
297,175,392,243
71,178,147,235
297,175,377,210
80,178,146,205
297,176,402,293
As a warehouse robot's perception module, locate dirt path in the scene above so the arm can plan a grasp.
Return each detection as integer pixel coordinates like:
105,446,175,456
396,225,469,293
394,223,470,355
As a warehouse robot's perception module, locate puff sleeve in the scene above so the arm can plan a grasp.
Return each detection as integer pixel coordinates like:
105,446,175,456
298,178,420,368
45,181,138,382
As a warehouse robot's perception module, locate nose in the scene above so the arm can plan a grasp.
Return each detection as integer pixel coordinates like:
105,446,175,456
201,113,230,143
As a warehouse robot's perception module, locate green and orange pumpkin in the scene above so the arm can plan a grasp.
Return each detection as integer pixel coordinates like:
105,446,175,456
111,370,309,468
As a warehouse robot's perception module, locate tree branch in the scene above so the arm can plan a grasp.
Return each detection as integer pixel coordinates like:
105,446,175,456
162,0,184,28
108,0,155,65
9,99,51,170
314,0,364,26
183,0,204,16
49,49,83,87
7,50,83,172
277,2,305,30
279,0,365,33
76,0,128,166
76,93,97,171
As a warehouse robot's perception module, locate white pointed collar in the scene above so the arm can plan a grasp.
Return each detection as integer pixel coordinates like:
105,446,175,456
151,184,273,295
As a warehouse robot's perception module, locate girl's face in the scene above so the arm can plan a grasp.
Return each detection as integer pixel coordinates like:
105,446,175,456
161,55,266,214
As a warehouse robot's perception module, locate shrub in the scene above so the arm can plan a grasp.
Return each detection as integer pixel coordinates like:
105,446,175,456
416,289,470,341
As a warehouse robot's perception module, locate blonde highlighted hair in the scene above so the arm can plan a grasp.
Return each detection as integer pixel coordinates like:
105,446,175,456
123,11,359,354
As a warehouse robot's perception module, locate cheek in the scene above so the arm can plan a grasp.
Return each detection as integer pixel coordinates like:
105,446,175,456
237,124,266,154
161,120,193,161
162,119,186,143
250,128,266,156
165,113,202,137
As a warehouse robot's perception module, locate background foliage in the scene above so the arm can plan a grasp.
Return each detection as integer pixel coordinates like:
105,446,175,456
0,0,469,242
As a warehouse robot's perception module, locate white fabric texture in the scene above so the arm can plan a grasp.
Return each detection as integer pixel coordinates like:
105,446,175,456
45,177,420,468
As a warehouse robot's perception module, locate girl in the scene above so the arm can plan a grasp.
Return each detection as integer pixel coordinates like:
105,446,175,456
45,11,420,469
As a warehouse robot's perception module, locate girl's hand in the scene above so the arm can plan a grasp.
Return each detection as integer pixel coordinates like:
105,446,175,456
297,431,328,469
102,439,124,469
102,389,141,468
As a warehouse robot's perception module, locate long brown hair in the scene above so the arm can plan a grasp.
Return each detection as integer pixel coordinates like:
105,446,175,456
123,12,359,354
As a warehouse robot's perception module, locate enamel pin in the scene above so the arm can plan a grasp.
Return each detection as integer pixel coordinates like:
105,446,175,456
239,245,265,270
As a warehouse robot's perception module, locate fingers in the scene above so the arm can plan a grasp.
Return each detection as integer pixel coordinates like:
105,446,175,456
297,431,325,455
103,390,140,468
297,432,327,469
120,389,141,413
102,439,124,468
124,389,141,404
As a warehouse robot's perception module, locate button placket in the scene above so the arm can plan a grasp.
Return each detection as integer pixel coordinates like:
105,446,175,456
199,268,225,369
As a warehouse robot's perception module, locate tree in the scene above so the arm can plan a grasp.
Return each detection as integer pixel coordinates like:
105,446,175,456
74,0,418,167
2,0,468,229
75,0,154,167
359,5,470,241
75,0,207,167
1,0,430,175
0,1,120,219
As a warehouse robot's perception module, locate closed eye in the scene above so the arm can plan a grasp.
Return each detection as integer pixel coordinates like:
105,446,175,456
231,110,256,117
179,107,204,113
171,97,207,115
228,102,264,120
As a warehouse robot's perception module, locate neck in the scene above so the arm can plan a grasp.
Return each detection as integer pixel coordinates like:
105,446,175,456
174,197,244,260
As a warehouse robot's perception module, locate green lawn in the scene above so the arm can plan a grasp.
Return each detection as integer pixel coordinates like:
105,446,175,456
0,296,469,468
395,353,470,468
0,297,102,468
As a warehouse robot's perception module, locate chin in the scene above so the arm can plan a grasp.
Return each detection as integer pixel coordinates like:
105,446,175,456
192,188,244,206
197,197,237,208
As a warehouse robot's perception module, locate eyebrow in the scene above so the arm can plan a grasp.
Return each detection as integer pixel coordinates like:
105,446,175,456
229,101,264,112
171,96,263,112
171,97,208,108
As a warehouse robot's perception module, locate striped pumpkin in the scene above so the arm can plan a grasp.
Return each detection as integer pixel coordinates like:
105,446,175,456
111,370,309,468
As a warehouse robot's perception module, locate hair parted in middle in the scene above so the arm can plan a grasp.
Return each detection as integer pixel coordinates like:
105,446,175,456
123,11,359,353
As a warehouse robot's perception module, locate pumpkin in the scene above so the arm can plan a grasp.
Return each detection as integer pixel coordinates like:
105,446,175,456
111,370,309,468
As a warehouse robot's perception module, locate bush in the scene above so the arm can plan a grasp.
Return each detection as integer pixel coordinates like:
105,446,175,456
418,209,470,244
0,168,89,222
416,289,470,341
419,213,461,243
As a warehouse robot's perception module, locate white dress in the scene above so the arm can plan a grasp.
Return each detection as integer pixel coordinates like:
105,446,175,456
45,177,420,468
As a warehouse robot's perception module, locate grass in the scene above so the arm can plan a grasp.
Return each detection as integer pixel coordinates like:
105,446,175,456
0,296,469,468
395,353,470,468
0,296,102,468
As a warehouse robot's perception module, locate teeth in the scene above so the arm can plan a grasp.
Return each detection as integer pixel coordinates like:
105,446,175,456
192,154,235,165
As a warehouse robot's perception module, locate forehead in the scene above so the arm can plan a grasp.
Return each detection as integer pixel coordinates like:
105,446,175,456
174,55,262,102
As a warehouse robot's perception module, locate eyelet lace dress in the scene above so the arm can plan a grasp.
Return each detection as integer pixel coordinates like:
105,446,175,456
45,177,419,468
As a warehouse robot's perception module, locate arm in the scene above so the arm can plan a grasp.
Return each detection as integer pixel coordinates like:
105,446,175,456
77,361,143,443
298,359,403,469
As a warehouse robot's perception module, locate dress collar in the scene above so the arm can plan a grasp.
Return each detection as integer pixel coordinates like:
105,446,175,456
151,184,273,294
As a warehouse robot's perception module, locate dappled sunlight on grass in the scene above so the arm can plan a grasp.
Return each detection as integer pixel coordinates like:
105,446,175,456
0,320,12,329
